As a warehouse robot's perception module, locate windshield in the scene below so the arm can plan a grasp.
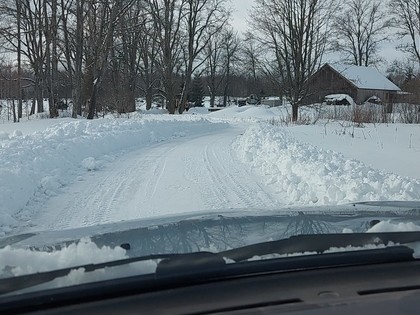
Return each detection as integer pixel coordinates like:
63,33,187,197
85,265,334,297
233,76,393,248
0,0,419,299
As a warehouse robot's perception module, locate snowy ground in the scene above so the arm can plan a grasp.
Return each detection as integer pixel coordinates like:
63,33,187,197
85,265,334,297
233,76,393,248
1,105,419,236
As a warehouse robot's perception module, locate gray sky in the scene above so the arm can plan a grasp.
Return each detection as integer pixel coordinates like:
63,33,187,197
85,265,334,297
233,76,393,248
228,0,403,71
230,0,254,34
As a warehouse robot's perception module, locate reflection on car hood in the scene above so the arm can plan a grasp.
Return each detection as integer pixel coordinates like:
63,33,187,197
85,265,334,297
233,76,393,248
2,201,420,257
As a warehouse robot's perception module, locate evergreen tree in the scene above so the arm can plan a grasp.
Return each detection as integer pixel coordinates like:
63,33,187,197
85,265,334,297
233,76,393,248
190,75,204,107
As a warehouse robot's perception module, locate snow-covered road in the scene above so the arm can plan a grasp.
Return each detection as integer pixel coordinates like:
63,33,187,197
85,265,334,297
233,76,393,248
1,107,419,236
29,126,279,231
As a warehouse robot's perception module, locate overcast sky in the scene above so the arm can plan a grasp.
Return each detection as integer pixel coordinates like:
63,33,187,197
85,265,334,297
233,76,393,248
228,0,403,71
230,0,254,34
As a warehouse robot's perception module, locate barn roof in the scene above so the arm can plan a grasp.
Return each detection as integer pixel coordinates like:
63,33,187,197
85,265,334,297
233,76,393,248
328,64,401,91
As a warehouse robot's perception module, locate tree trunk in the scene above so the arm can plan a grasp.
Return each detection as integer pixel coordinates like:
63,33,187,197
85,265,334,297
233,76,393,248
180,74,191,114
30,97,36,115
67,0,84,118
16,0,22,121
71,87,82,118
165,69,175,114
35,77,43,113
51,0,59,118
119,83,136,113
292,104,298,122
223,60,231,107
12,99,17,123
17,93,22,120
210,94,215,107
126,88,136,113
126,76,136,112
166,88,175,114
87,83,98,119
146,87,153,110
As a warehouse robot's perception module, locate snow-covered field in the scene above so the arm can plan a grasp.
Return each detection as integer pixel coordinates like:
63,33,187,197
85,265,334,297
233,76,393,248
0,105,419,236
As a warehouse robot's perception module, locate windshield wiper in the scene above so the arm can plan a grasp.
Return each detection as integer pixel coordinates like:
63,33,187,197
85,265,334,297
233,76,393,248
221,231,420,261
155,232,420,277
0,252,202,295
1,232,420,296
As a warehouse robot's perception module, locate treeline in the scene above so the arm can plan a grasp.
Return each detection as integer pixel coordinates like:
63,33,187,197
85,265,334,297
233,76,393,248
0,0,245,120
1,0,420,122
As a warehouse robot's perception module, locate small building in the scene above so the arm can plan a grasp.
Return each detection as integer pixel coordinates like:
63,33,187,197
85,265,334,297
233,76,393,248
303,63,407,106
261,96,282,107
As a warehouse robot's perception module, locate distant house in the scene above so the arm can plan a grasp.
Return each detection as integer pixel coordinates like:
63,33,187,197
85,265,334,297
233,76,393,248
303,63,407,106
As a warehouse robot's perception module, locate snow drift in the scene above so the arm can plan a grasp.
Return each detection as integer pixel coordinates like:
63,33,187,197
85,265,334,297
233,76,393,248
0,115,227,236
233,123,420,205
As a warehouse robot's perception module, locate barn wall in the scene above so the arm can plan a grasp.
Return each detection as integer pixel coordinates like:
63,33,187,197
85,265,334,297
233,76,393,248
356,90,406,105
304,64,403,106
303,65,357,105
356,90,387,103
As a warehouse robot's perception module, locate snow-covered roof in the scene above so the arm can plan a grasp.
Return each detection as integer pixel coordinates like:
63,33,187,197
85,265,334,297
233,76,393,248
329,64,400,91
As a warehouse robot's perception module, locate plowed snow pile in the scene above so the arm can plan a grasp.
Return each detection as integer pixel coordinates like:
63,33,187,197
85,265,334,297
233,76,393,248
1,105,419,236
233,123,420,205
0,115,227,235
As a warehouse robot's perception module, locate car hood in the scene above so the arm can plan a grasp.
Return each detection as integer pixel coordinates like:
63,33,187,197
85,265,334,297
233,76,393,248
2,201,420,257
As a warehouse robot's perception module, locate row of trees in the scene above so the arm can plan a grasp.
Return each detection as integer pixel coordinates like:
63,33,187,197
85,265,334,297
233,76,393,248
249,0,420,121
1,0,420,122
0,0,234,120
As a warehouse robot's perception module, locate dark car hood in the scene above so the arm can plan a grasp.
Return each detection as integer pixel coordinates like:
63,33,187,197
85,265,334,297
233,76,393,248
2,201,420,257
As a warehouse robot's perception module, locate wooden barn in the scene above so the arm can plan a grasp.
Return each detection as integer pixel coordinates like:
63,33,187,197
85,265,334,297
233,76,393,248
303,63,406,106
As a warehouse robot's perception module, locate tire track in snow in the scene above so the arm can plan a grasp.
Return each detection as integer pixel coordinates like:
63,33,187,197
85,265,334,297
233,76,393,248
27,126,281,231
28,141,181,230
200,134,280,210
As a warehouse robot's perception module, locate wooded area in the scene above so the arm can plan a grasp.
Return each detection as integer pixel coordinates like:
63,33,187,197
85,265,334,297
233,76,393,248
0,0,419,122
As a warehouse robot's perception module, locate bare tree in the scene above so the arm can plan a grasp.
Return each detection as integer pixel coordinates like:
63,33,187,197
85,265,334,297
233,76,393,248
15,0,23,120
387,58,417,87
242,34,283,98
0,61,19,122
204,26,238,107
43,0,60,118
0,2,24,120
252,0,335,121
221,28,240,106
390,0,420,65
136,4,160,111
178,0,228,113
148,0,185,114
59,0,85,118
387,58,420,104
110,2,144,114
331,0,391,66
241,32,264,92
204,31,224,107
1,0,70,118
83,0,134,119
1,0,48,114
22,0,46,114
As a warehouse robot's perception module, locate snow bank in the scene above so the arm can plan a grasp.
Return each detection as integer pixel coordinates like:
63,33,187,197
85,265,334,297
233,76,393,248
0,115,226,236
233,123,420,205
0,118,74,136
0,238,157,292
209,105,286,121
0,238,127,277
291,123,420,179
367,220,420,233
324,94,354,105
